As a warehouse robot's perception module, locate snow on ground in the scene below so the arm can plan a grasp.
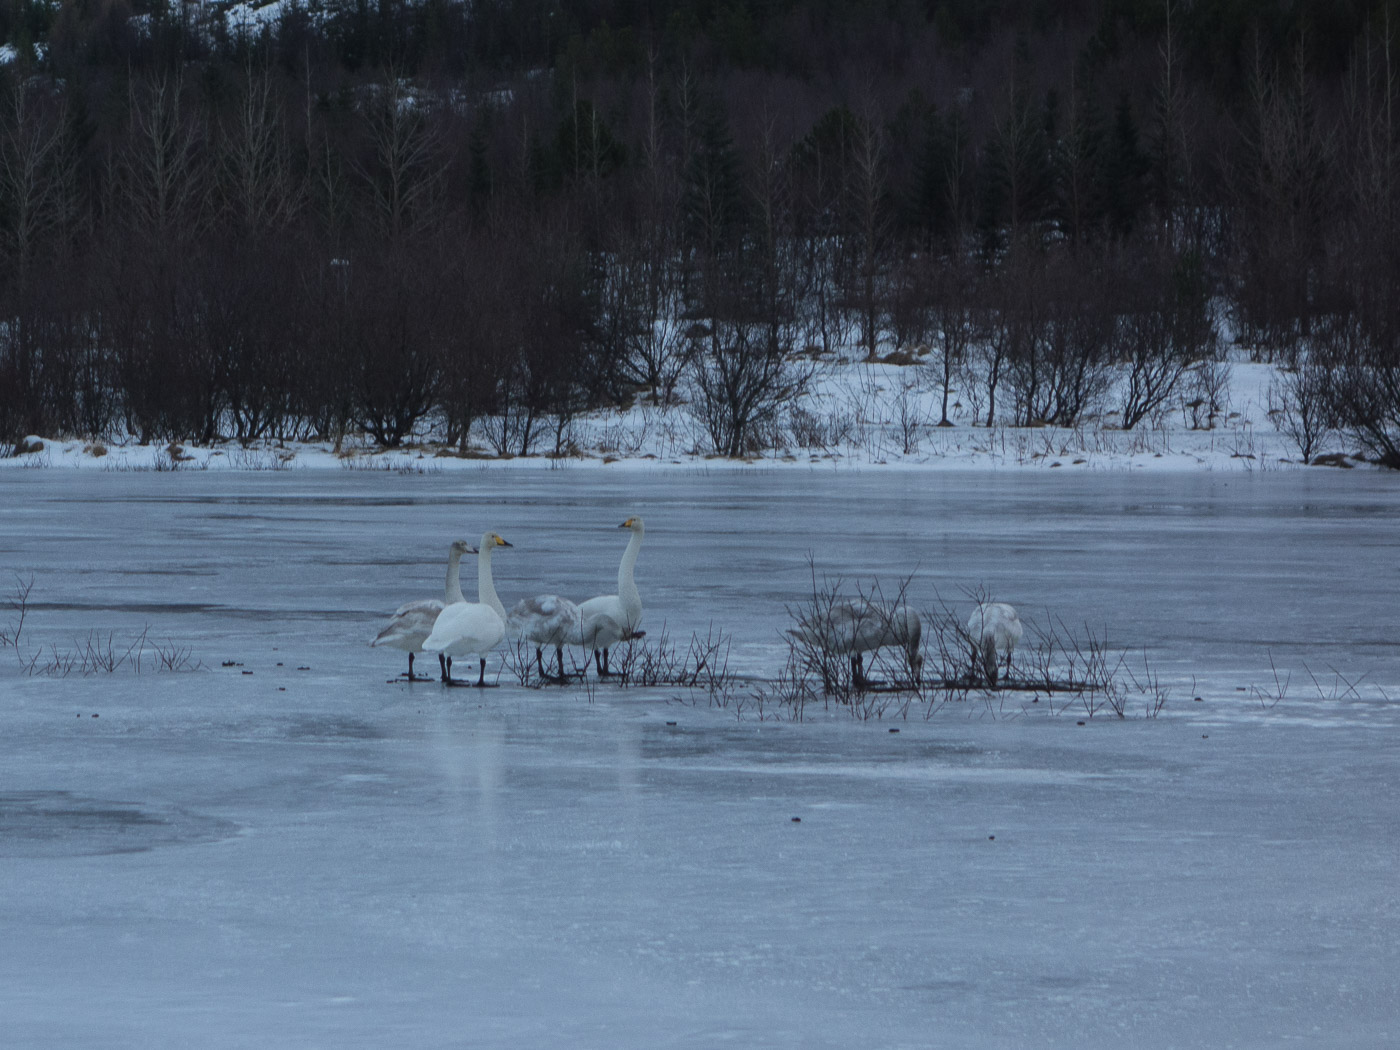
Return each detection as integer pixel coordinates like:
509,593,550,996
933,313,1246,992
0,351,1366,475
223,0,295,33
1,469,1398,1047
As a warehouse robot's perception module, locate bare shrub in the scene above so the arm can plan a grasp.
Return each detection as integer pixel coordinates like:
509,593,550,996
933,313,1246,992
1181,358,1231,430
1004,255,1116,427
1249,651,1291,709
1267,359,1335,462
787,402,854,451
1315,316,1400,468
1117,249,1217,430
783,565,924,711
595,235,694,405
687,321,815,457
892,382,927,454
4,576,199,675
598,623,740,708
21,624,202,677
1,574,33,652
924,257,980,426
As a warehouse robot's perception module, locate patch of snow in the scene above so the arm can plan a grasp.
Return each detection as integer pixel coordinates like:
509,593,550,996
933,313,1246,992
0,351,1374,475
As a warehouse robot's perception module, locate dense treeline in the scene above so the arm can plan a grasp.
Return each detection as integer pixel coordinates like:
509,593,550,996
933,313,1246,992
1,0,1398,463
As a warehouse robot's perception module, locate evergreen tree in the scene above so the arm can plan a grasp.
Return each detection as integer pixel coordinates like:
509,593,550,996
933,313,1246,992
1052,65,1106,244
978,37,1054,249
1101,93,1148,240
682,97,743,260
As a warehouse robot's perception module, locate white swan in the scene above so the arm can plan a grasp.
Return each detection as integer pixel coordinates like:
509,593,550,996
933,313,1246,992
577,516,644,676
370,539,473,680
788,600,923,688
422,531,512,686
966,602,1022,686
509,594,583,681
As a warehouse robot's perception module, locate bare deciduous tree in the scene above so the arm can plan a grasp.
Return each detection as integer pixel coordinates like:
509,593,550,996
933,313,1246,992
1268,359,1335,463
1118,248,1216,430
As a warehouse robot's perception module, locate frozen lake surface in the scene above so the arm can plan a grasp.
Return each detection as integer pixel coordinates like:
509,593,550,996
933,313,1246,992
1,470,1397,1048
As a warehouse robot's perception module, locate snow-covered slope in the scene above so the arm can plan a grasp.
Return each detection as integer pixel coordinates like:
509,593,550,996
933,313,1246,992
1,350,1374,473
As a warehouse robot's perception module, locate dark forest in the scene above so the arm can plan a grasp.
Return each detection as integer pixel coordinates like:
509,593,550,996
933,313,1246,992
1,0,1397,464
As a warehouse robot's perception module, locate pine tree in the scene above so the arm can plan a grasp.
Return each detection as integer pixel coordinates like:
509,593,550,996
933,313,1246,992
1052,63,1106,244
682,97,744,259
1101,93,1148,239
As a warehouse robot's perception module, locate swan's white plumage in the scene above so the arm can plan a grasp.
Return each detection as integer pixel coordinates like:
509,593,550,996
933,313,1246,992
577,517,644,674
370,539,472,677
966,602,1022,685
509,594,583,678
372,597,445,650
423,532,512,684
426,602,506,659
788,601,923,681
577,597,633,649
510,594,581,642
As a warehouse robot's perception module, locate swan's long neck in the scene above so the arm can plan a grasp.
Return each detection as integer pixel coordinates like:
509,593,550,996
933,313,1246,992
478,544,508,621
445,548,466,604
617,528,643,621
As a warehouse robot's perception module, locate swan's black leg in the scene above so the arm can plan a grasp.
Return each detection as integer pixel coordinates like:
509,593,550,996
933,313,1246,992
443,655,453,683
556,646,566,679
439,653,447,680
601,648,611,676
408,652,415,678
535,647,546,681
477,657,487,686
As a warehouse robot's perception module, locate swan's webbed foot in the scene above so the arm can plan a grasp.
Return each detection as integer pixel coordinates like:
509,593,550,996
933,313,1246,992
850,654,870,690
593,648,613,677
471,657,498,688
396,653,433,681
556,648,569,681
443,659,497,688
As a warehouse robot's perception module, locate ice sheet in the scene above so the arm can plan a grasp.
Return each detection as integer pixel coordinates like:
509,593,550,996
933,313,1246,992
1,470,1397,1048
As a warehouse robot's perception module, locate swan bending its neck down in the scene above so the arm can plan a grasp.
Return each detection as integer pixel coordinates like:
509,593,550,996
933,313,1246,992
966,602,1021,686
577,517,644,676
422,531,512,686
370,539,473,680
509,594,583,681
788,600,923,689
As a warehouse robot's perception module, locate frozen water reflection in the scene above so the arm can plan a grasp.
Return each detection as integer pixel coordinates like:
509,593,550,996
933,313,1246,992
1,469,1398,1047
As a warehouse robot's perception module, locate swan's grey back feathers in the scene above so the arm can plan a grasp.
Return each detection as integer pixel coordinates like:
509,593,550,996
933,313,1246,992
372,599,445,651
509,594,583,648
789,601,921,655
966,602,1022,655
